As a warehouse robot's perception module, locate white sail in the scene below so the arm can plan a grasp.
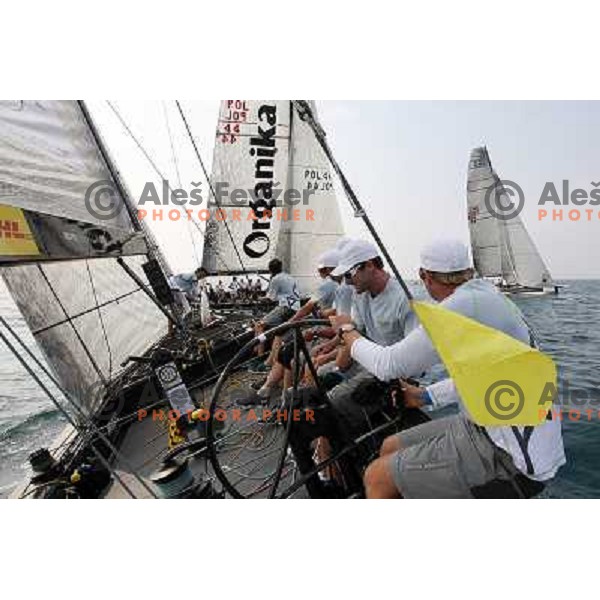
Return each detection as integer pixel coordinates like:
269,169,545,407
0,101,147,262
502,210,553,288
466,147,504,278
202,100,292,275
284,102,345,296
0,101,167,414
467,146,553,290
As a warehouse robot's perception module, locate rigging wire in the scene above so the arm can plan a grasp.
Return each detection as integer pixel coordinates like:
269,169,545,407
37,264,107,386
0,318,149,499
105,100,232,273
174,100,248,275
162,101,201,267
85,260,113,382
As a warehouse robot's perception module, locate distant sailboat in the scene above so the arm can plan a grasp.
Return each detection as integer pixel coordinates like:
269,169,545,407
466,146,559,296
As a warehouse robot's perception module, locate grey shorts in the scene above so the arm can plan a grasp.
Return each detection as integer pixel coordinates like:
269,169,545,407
389,414,512,499
261,306,295,330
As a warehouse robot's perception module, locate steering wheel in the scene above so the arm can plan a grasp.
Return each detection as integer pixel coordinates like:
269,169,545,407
206,319,331,499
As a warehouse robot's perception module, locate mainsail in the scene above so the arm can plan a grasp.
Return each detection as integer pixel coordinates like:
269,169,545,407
0,101,168,414
466,147,504,278
202,100,344,295
467,146,552,289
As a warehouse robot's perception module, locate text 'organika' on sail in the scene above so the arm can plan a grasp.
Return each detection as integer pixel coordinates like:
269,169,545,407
200,100,293,273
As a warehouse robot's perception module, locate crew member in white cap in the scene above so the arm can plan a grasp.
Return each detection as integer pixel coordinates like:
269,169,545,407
294,238,416,479
242,248,342,404
288,248,341,323
331,238,566,498
330,237,355,317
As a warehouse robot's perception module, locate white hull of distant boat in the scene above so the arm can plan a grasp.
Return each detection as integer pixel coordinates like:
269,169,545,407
499,285,560,297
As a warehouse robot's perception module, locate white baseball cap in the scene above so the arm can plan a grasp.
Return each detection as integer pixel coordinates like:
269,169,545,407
331,239,380,276
420,239,473,273
317,249,341,269
335,236,352,251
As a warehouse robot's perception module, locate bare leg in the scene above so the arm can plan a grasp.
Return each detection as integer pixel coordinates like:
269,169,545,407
364,455,402,499
312,436,343,483
263,362,283,388
255,322,266,356
380,433,403,457
265,335,282,367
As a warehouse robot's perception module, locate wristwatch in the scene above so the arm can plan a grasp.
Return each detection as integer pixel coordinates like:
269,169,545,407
338,323,356,342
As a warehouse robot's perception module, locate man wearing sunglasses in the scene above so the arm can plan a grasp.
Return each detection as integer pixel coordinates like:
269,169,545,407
317,239,417,437
331,239,565,498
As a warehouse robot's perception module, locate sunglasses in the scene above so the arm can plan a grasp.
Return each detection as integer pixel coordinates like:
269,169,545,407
346,262,367,278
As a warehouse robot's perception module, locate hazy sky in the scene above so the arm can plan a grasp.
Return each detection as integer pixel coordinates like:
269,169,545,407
88,100,600,279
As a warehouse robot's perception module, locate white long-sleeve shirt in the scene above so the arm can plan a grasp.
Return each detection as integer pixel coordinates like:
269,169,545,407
351,279,566,481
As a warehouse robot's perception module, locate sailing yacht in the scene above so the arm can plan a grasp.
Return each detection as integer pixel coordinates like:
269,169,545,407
0,99,353,499
466,146,559,296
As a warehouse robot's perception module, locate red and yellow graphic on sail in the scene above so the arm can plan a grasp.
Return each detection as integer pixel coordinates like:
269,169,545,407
0,204,40,257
